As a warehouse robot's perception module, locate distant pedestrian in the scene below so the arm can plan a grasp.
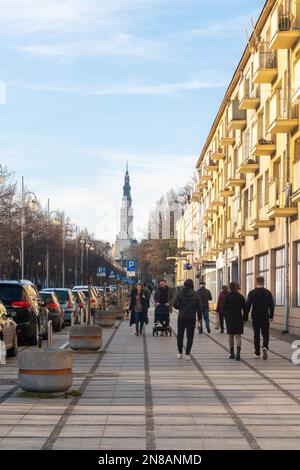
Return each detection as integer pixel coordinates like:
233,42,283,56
197,282,212,334
222,282,247,361
129,283,149,336
173,279,203,361
245,276,275,360
216,285,229,333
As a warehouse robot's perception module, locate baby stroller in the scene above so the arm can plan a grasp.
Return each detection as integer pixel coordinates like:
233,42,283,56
153,304,172,337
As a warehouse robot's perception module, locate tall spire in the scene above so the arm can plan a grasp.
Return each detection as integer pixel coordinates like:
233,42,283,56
123,162,131,201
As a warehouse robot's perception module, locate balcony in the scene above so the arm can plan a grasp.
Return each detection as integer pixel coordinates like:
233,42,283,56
202,174,213,182
268,91,298,133
206,161,219,173
250,137,276,157
253,45,277,84
211,199,225,208
211,149,226,161
267,179,298,218
270,14,300,50
220,188,234,198
237,228,258,237
237,158,259,174
225,177,246,189
239,79,260,110
197,182,208,190
227,99,247,132
191,191,201,202
219,136,235,148
226,236,244,245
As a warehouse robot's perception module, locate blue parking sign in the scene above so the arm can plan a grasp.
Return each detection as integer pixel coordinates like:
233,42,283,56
127,260,136,272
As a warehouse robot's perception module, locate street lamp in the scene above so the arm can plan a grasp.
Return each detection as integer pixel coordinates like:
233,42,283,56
49,210,73,288
21,176,38,280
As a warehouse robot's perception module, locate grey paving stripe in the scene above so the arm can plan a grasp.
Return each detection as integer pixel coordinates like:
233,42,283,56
42,323,120,450
143,332,156,451
170,327,261,450
0,386,20,405
205,334,300,406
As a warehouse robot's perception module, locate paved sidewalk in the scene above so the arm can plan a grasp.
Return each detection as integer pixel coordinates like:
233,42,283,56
0,310,300,450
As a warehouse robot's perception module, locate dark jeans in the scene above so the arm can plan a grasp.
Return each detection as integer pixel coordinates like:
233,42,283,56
203,308,210,331
219,312,226,332
252,316,270,354
177,317,196,355
134,311,144,333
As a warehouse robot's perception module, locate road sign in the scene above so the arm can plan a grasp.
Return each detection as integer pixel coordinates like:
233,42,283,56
127,260,136,272
96,266,107,277
202,261,216,269
109,270,116,279
184,262,193,271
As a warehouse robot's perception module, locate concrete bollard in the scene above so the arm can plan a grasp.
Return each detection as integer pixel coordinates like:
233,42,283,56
94,310,115,328
69,324,102,351
18,349,72,393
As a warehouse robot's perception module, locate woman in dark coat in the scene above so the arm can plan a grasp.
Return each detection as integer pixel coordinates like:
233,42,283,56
222,282,247,361
216,285,229,333
129,283,149,336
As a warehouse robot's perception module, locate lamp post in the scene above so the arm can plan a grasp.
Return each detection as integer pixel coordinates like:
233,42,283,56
49,211,73,288
80,238,85,284
20,176,38,280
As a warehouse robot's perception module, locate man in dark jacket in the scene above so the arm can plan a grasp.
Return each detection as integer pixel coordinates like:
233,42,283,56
154,279,172,335
197,282,212,334
245,276,275,360
173,279,203,360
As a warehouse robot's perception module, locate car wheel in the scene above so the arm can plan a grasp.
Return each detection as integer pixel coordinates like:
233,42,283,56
7,333,18,357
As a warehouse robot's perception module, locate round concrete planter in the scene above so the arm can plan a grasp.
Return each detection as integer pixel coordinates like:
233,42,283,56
94,310,115,328
69,324,102,351
108,304,124,320
18,349,72,393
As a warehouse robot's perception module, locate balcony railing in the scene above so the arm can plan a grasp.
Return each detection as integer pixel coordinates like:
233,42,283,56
278,13,298,32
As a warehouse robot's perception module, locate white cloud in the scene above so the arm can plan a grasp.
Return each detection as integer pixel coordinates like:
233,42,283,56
17,33,162,59
10,73,228,97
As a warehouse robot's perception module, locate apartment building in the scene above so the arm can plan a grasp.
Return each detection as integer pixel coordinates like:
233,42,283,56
187,0,300,334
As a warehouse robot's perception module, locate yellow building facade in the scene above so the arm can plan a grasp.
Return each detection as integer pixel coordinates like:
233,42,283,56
185,0,300,334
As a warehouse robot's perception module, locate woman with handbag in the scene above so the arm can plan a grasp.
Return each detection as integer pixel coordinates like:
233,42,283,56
129,283,149,336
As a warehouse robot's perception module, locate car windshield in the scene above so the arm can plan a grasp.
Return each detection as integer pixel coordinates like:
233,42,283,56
53,290,69,302
0,285,23,303
40,292,52,301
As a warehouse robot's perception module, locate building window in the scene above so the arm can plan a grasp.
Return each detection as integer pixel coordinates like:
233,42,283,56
275,248,285,306
245,258,254,294
257,176,263,209
264,170,269,205
258,253,269,289
297,243,300,307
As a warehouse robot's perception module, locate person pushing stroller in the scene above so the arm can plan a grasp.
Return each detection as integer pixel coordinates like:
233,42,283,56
154,279,172,336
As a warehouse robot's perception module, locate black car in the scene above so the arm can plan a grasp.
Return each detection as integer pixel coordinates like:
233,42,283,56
0,281,48,346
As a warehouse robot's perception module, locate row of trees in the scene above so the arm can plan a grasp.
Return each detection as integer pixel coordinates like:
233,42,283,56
0,166,124,288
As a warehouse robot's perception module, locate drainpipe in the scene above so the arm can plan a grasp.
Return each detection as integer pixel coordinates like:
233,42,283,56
283,36,292,333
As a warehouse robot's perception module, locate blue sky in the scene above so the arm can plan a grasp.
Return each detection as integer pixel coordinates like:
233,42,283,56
0,0,263,242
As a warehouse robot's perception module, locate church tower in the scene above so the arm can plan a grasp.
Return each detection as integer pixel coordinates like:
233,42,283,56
114,163,134,261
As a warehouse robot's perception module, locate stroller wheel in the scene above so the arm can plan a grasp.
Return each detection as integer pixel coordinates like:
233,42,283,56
152,328,155,336
156,331,159,337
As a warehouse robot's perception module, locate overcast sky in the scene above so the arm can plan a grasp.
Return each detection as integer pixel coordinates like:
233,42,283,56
0,0,263,242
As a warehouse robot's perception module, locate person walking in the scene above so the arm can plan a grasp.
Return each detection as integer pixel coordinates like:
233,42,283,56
197,281,212,334
222,282,247,361
245,276,275,360
129,283,149,336
154,279,172,336
216,285,229,333
173,279,203,361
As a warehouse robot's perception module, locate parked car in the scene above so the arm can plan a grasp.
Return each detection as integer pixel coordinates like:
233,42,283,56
0,280,48,346
73,285,101,315
39,291,64,332
41,288,78,325
72,290,87,323
0,300,18,357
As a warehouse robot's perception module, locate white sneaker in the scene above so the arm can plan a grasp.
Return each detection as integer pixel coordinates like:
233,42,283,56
177,353,182,359
262,347,268,360
254,354,260,359
185,354,191,361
